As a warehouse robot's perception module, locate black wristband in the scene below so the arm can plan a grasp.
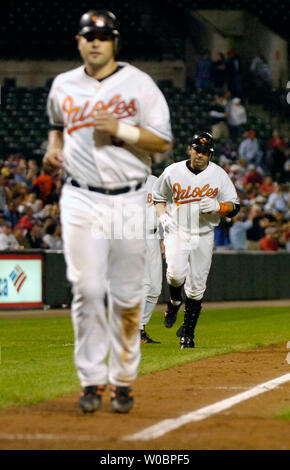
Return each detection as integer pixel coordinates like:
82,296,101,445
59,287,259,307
226,203,240,218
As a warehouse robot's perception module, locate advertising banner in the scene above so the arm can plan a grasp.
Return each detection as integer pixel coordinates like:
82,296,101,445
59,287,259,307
0,254,43,308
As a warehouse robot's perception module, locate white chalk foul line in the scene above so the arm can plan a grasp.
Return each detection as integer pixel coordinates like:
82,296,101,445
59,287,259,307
123,372,290,442
0,433,104,442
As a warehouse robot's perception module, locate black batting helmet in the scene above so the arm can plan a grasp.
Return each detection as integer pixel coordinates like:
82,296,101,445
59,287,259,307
78,10,120,53
189,131,214,157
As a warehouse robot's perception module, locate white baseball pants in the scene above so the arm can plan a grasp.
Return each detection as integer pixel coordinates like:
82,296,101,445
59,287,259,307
164,230,214,300
60,184,146,388
140,236,162,329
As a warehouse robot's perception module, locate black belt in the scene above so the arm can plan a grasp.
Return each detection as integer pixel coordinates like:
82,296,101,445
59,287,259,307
69,179,143,195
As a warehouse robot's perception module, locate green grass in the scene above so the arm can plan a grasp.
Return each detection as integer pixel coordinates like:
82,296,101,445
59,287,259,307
273,407,290,421
140,306,290,374
0,306,289,409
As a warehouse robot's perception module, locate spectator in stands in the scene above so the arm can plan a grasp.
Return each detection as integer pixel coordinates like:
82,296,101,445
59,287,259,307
250,51,272,86
16,207,35,231
219,141,238,163
209,95,229,140
43,216,55,231
32,168,56,203
3,200,19,228
228,163,246,190
260,175,275,197
27,221,45,249
212,52,227,90
227,97,247,140
259,211,277,226
226,49,243,99
23,191,38,212
267,130,287,182
243,164,263,186
13,225,30,249
268,129,286,151
0,221,20,250
193,49,212,90
246,204,265,250
214,218,232,250
229,208,254,250
13,157,27,183
42,221,62,250
26,159,40,187
254,194,267,207
238,130,263,167
36,203,57,221
264,183,289,215
260,227,279,251
32,199,44,219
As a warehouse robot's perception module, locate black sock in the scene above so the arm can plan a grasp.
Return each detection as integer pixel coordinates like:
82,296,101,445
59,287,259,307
183,297,203,337
169,284,183,302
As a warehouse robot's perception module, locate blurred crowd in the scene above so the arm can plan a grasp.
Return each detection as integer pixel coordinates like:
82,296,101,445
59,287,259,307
0,136,289,253
214,129,290,252
0,154,63,250
191,48,272,99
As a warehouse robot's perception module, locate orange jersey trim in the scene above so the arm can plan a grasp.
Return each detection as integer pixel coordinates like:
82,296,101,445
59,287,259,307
176,198,201,205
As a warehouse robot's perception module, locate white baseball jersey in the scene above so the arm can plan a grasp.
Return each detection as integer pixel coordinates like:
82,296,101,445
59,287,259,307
153,160,239,234
47,63,172,189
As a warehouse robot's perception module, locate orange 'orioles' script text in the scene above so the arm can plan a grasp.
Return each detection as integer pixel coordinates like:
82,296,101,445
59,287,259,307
173,183,218,205
62,95,138,134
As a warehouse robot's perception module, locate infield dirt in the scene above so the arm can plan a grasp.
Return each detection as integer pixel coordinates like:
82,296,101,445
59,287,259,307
0,342,289,450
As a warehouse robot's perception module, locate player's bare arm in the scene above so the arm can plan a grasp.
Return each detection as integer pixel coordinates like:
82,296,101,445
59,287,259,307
43,130,63,173
94,111,170,153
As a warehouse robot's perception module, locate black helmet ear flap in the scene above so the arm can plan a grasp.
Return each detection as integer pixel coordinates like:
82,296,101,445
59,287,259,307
114,36,121,54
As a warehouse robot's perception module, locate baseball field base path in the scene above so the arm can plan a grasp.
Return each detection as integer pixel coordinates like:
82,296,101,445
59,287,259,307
0,342,289,450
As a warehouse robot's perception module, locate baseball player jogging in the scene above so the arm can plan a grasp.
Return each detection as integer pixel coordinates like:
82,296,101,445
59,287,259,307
44,10,172,413
153,132,240,348
140,156,164,344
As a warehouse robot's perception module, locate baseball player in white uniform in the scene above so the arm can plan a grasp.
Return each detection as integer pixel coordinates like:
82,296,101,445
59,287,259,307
140,158,164,344
43,10,172,413
153,132,240,348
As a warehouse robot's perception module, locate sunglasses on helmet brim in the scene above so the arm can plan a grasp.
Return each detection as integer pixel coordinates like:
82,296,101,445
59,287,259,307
81,31,113,42
191,144,212,156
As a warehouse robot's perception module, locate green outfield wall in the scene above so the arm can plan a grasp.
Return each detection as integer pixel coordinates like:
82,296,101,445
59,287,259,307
0,250,289,309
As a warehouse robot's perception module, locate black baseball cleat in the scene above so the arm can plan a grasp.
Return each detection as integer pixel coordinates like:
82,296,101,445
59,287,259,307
140,329,161,344
164,300,181,328
79,385,106,413
176,324,185,338
180,335,195,349
110,385,134,413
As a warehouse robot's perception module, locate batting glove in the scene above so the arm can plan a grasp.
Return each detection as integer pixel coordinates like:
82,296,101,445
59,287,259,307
159,213,177,233
200,197,220,214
